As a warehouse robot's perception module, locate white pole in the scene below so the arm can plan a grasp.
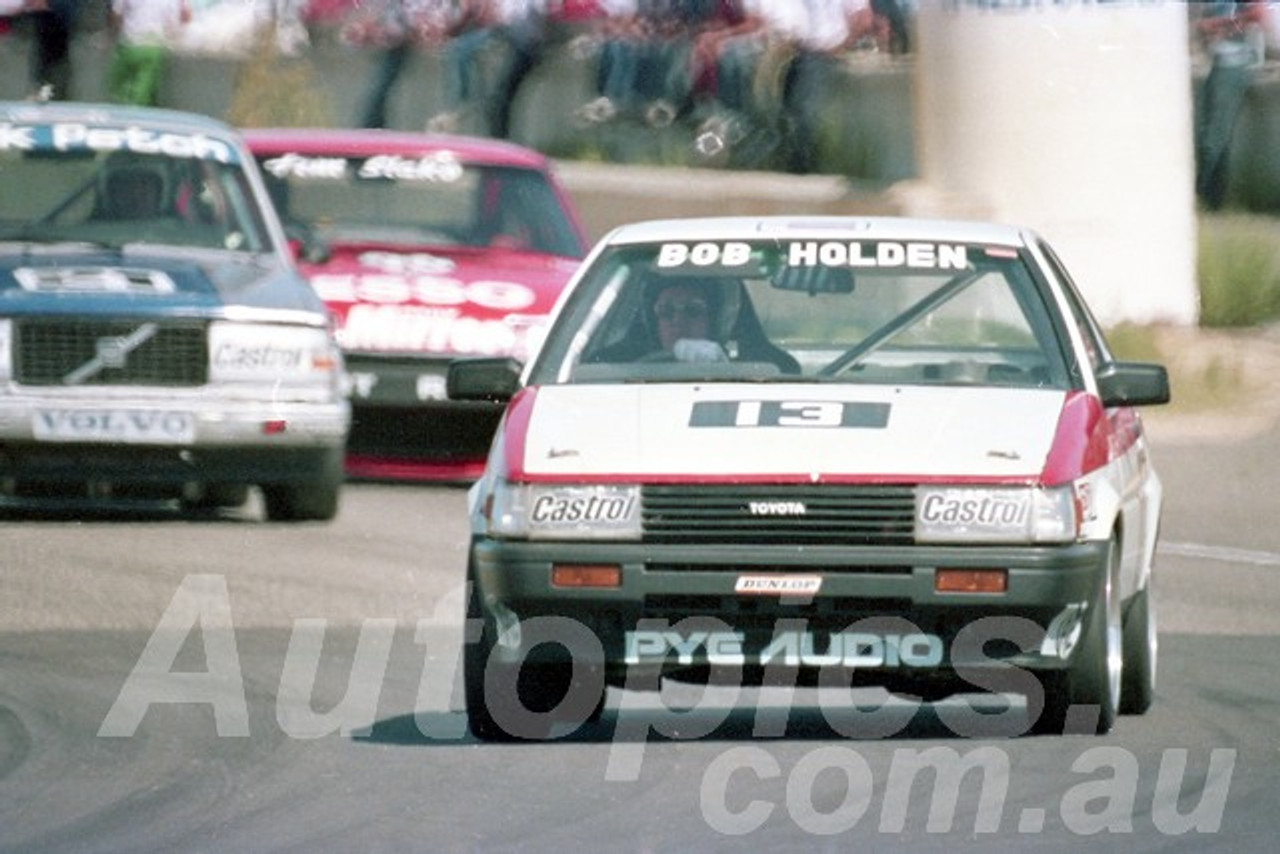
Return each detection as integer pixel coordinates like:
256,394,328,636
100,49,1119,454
908,1,1198,325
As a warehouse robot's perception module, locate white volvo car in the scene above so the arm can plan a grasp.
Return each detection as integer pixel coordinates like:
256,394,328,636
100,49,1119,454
0,101,350,520
450,216,1169,740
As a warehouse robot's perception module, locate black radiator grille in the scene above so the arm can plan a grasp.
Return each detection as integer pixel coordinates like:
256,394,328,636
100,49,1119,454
642,484,917,545
15,319,208,387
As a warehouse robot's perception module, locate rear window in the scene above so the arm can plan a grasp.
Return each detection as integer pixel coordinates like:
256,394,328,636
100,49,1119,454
256,154,584,258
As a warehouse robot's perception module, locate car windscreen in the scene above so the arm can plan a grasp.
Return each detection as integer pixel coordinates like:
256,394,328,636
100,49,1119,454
528,238,1073,390
0,137,271,253
256,154,584,259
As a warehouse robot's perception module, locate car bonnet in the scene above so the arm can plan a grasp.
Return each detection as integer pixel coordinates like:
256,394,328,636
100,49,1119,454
503,383,1078,484
0,251,324,320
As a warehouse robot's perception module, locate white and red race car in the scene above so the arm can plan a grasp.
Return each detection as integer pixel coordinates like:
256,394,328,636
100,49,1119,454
243,128,589,481
450,216,1170,740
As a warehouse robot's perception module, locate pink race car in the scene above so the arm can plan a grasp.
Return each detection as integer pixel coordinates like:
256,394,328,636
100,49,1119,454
243,129,589,481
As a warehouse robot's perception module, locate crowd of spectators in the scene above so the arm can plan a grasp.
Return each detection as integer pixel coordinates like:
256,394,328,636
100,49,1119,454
562,1,911,171
332,0,913,172
0,1,914,171
8,1,1274,182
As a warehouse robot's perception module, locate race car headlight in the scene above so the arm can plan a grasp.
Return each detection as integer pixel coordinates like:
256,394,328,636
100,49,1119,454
208,321,343,398
0,319,11,381
486,481,642,541
915,485,1078,544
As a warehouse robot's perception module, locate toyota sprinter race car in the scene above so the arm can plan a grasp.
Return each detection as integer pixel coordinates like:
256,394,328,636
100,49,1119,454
242,129,589,481
450,216,1170,740
0,102,350,520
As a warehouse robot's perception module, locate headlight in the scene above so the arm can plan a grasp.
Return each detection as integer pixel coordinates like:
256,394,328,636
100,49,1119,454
915,485,1078,544
0,319,10,382
208,321,343,397
487,481,641,541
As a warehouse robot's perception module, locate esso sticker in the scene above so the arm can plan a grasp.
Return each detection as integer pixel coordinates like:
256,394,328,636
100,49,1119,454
357,251,456,275
310,273,537,311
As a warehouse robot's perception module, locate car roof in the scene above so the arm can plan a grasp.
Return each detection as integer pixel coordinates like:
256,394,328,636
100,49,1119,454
240,127,554,170
0,100,237,137
601,216,1033,247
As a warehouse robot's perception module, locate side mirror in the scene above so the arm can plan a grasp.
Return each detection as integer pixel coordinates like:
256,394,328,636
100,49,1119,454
285,223,330,264
1096,361,1170,407
447,357,523,403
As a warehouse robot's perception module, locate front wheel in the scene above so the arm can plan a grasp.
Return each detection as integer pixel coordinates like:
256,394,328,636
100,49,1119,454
261,448,343,522
463,579,508,742
1120,582,1157,715
464,621,586,741
1033,536,1122,735
464,569,605,741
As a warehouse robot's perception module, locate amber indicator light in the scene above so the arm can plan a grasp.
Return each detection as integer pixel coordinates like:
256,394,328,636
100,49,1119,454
551,564,622,588
935,569,1008,594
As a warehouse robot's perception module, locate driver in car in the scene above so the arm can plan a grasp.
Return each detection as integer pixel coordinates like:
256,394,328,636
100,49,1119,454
652,280,727,362
593,275,799,373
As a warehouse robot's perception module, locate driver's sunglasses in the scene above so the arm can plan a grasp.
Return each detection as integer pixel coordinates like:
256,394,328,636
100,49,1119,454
655,300,709,322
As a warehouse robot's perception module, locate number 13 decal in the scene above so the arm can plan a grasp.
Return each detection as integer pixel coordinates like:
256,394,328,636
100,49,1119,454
691,400,891,429
734,400,842,427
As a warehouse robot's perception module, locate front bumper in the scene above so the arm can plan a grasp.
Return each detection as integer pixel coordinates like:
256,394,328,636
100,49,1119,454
342,353,502,480
345,400,501,481
0,392,349,486
469,538,1111,689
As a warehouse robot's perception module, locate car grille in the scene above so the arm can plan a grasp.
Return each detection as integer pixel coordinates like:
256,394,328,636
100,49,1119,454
14,319,208,387
642,484,917,546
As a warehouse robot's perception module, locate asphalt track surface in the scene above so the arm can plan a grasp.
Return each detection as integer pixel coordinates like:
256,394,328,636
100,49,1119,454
2,410,1279,853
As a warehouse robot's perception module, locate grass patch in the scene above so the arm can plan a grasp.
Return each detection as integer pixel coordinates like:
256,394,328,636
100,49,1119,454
1197,213,1280,327
1104,214,1280,414
1107,323,1251,415
1105,323,1163,363
1163,347,1248,414
1187,352,1247,408
225,34,334,128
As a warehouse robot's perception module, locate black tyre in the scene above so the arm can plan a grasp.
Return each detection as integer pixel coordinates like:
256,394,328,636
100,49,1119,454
1034,536,1122,735
1120,582,1157,715
262,480,340,522
261,449,342,522
464,568,605,741
463,570,545,742
463,583,509,742
463,608,570,741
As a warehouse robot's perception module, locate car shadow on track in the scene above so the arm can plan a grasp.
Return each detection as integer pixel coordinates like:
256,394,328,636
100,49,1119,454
356,692,1080,746
0,497,259,523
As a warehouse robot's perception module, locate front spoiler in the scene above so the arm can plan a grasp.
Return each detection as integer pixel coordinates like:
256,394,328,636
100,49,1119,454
468,538,1112,688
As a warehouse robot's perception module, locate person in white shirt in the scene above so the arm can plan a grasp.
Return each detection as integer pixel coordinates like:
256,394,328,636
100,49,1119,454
769,0,863,173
